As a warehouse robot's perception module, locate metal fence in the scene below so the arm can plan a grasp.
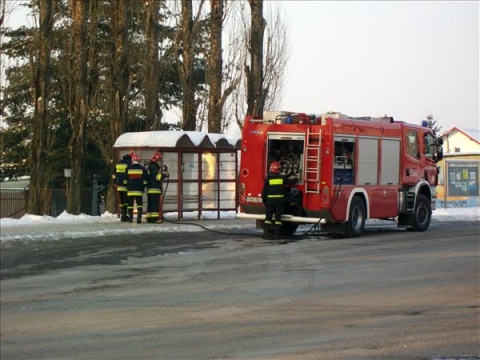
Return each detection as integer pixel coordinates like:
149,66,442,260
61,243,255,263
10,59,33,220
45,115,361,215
0,190,28,219
0,188,98,219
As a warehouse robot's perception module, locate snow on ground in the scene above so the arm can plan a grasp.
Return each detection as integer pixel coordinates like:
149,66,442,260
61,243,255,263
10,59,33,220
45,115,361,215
0,208,478,243
0,211,243,243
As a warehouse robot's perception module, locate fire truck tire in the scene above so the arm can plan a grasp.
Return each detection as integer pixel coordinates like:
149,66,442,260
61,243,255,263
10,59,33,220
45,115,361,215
409,194,431,232
345,196,366,238
281,222,298,235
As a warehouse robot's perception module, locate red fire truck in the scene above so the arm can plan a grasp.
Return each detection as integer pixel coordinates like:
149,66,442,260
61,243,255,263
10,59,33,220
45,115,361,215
237,111,444,237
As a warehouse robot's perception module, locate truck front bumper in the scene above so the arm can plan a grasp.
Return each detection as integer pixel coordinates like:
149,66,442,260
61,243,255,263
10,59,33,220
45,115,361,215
236,213,327,224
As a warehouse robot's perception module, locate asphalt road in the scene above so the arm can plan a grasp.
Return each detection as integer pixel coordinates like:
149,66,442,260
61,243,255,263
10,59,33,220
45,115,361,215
1,219,479,360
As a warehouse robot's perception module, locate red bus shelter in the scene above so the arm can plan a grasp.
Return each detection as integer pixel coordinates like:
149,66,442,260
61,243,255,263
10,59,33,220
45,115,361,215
113,131,241,220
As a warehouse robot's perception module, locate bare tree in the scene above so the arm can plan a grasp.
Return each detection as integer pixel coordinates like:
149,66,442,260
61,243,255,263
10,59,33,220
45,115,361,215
229,1,288,131
179,0,195,130
27,0,54,215
245,0,265,117
144,0,162,130
204,0,242,133
66,0,88,214
111,0,130,140
0,0,5,27
261,4,289,111
206,0,223,133
176,0,205,131
0,0,22,27
102,0,131,212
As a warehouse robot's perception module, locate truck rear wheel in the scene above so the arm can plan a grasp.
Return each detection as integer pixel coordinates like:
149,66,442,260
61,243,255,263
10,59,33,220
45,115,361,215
345,196,366,237
409,194,431,232
281,222,298,235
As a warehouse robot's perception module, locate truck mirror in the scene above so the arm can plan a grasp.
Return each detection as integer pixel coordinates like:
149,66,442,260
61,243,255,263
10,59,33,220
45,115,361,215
436,145,443,161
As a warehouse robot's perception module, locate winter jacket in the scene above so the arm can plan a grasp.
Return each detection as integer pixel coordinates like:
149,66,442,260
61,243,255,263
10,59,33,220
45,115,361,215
127,162,148,196
113,157,131,192
146,162,169,195
262,172,298,205
262,173,286,205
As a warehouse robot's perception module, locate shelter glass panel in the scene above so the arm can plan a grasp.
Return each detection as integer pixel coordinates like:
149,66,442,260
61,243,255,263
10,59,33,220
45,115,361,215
162,183,178,212
219,152,237,180
202,153,218,180
220,182,236,208
202,182,218,209
182,153,199,180
162,152,179,180
182,182,199,210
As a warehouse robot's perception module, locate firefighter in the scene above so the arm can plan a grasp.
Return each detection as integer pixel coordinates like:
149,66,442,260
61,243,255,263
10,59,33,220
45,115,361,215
262,161,291,240
126,152,148,223
146,152,169,223
113,153,132,222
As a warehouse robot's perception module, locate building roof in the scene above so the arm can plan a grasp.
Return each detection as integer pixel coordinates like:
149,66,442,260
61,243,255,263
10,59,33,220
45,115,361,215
113,131,241,150
440,127,480,145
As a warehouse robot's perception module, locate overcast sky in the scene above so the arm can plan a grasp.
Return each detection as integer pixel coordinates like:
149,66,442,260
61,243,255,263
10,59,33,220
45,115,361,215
279,1,479,132
3,1,479,133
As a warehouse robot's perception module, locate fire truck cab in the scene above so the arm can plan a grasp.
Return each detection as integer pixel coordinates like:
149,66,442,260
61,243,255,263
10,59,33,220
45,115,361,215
237,111,444,237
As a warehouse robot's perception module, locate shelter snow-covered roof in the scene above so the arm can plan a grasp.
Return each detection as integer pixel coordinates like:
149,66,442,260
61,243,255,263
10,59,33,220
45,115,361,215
114,131,241,150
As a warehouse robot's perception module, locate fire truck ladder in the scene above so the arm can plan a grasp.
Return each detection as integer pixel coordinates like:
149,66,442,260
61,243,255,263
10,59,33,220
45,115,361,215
305,128,321,194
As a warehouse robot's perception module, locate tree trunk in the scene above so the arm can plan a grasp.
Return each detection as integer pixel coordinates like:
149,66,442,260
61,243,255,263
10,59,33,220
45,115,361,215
145,0,162,130
66,0,88,215
27,0,53,215
246,0,265,117
110,0,129,142
207,0,223,133
105,0,130,213
179,0,197,131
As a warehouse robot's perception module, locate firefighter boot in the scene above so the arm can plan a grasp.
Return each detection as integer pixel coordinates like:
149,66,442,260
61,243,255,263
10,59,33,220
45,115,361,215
137,208,143,224
263,221,271,239
273,225,281,240
128,209,134,223
121,206,129,222
263,224,269,239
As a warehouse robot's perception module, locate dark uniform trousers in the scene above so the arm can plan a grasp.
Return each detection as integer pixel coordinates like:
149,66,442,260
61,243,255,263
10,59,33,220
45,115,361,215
114,160,130,221
146,163,165,223
262,176,285,239
127,164,148,223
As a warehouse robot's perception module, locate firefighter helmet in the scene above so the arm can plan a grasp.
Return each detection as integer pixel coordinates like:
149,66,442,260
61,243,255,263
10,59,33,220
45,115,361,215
151,152,162,162
130,151,141,163
269,161,280,173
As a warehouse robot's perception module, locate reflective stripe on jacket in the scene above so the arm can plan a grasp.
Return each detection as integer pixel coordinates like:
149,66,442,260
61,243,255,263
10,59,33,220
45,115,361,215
127,163,148,196
147,163,164,195
266,178,285,198
114,159,130,192
262,174,285,204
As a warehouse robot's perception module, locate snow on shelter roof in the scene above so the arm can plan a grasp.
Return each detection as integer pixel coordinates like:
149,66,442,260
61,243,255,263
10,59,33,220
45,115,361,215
113,131,241,150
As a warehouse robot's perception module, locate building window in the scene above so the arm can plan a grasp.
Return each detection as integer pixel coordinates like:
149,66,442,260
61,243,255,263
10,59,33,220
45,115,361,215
447,161,479,196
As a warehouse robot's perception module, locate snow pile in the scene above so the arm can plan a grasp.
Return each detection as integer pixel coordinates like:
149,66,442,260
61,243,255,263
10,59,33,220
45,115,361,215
0,208,477,243
1,210,237,228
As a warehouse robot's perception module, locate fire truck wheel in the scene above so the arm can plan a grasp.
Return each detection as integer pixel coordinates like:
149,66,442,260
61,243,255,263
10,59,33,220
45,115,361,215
280,222,298,235
410,194,432,232
345,196,366,238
